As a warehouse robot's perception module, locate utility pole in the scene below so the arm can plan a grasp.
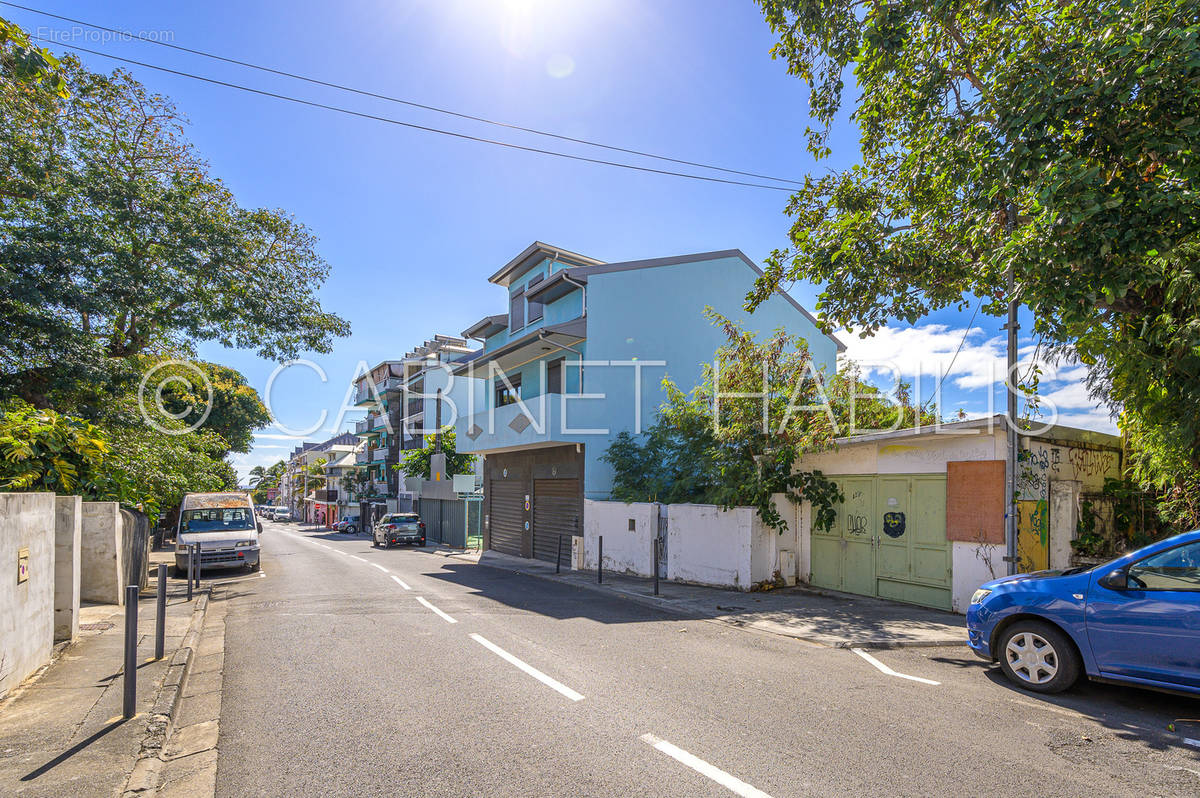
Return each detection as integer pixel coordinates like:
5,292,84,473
1004,203,1020,575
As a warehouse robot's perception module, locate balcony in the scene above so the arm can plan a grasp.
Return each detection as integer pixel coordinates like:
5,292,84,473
457,392,598,453
370,480,388,495
314,489,338,503
369,447,390,463
354,418,371,434
370,414,389,431
354,449,369,464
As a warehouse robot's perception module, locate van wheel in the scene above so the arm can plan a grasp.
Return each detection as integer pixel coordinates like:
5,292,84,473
997,621,1081,693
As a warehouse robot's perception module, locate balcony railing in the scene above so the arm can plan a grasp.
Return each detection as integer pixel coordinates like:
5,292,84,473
354,449,369,464
354,418,371,434
370,415,389,431
457,392,593,452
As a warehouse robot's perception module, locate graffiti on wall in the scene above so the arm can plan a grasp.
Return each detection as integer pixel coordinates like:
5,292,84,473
1017,442,1119,501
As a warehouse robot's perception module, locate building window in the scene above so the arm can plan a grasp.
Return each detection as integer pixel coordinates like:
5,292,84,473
527,274,544,322
546,358,563,394
510,290,525,330
495,373,522,407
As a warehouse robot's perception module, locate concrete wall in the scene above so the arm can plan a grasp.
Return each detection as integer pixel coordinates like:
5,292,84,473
582,499,656,576
0,493,56,697
54,496,82,642
81,501,124,605
665,503,755,590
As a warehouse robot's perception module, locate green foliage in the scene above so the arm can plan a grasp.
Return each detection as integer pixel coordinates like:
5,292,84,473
0,53,349,409
249,460,286,504
603,311,934,532
0,17,67,97
753,0,1200,525
0,401,108,493
395,428,476,481
150,359,271,454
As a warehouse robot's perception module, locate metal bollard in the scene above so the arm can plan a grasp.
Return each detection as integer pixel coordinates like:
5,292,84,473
597,536,603,584
186,545,194,601
123,584,138,719
653,537,660,596
193,545,200,589
555,535,563,574
155,563,167,660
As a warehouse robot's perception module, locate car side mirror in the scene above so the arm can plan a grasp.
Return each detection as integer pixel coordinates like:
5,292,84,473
257,521,264,533
1098,568,1127,590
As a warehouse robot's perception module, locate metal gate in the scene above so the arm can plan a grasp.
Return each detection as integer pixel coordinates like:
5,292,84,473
532,478,580,565
812,475,951,609
420,498,443,544
488,479,525,557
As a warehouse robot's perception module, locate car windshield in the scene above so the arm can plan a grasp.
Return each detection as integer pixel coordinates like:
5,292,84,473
181,508,254,533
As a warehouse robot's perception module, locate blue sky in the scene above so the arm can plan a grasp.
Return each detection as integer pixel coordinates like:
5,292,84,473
7,0,1115,480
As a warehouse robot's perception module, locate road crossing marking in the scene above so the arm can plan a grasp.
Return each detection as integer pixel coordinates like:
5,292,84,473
390,575,411,590
417,596,457,624
639,734,772,798
850,648,940,685
349,555,367,563
468,633,584,702
370,563,388,573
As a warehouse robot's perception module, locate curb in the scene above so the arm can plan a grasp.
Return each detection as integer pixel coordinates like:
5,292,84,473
474,556,966,651
122,589,211,797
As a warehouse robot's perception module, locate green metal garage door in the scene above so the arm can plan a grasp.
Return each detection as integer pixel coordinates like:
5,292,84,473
811,475,951,610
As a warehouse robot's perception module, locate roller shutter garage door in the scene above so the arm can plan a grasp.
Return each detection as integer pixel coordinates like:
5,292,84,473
532,478,580,565
489,479,525,557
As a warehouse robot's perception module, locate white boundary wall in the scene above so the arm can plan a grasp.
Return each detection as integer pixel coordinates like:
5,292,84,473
0,493,56,697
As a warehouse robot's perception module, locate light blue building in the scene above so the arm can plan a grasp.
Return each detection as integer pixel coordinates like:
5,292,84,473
453,242,842,563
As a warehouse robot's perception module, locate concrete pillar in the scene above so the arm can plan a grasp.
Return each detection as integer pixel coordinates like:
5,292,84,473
0,493,56,697
54,496,82,642
81,501,125,605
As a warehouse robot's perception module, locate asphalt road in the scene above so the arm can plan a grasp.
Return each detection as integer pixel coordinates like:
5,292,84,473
211,519,1200,797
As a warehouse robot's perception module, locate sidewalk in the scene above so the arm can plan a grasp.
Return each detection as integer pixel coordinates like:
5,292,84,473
0,559,208,798
477,551,966,649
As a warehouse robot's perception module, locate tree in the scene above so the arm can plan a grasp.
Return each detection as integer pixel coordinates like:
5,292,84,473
0,51,350,409
0,17,67,97
396,429,476,481
603,309,934,531
751,0,1200,526
250,460,286,504
152,360,271,454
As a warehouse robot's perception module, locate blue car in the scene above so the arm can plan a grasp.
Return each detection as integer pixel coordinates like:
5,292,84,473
967,530,1200,695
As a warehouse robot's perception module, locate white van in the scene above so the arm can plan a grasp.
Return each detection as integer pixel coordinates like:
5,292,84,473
175,492,261,574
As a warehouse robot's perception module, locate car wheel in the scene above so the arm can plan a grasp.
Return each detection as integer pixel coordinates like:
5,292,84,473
249,561,260,572
347,525,356,534
383,538,391,550
997,621,1081,694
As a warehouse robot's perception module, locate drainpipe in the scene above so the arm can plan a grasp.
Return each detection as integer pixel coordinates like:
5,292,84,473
561,273,587,317
538,331,584,394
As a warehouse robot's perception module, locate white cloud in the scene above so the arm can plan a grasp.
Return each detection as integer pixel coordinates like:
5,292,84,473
839,323,1119,435
253,432,306,441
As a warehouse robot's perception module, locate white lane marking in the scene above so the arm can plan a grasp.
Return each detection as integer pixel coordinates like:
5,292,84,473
416,596,457,624
390,575,411,590
850,648,940,686
349,555,367,563
370,563,389,573
639,734,772,798
1185,738,1200,748
469,633,584,702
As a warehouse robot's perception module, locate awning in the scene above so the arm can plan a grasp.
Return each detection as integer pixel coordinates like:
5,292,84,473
452,317,586,376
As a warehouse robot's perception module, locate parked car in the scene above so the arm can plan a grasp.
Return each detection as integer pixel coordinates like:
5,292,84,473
373,513,425,549
968,530,1200,696
174,491,261,575
273,509,292,522
332,515,359,534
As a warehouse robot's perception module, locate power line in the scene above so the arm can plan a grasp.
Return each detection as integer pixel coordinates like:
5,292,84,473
924,295,983,409
8,1,804,187
30,36,795,192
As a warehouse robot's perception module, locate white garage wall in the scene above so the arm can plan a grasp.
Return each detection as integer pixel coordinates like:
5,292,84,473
582,499,655,576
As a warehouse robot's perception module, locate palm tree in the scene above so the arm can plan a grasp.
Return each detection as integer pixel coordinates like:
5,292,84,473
248,465,267,487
